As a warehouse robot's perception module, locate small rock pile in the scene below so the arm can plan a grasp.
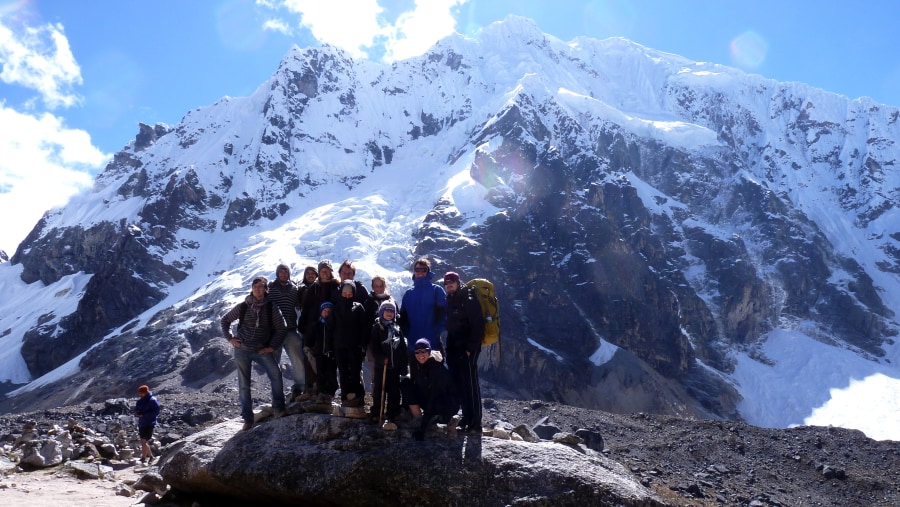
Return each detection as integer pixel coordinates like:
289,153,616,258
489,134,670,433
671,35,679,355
0,395,227,503
1,399,161,470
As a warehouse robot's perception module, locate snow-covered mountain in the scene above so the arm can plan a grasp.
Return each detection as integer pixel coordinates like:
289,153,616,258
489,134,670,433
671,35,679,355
2,16,899,439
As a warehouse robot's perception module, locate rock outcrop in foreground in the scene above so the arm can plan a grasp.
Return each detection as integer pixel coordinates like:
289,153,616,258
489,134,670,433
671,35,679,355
160,414,660,506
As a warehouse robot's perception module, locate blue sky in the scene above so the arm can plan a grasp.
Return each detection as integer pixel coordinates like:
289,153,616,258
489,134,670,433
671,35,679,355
1,0,899,253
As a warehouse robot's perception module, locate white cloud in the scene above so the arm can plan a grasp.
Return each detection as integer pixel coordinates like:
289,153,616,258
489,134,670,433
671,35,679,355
0,15,108,255
263,0,467,62
263,18,293,36
384,0,466,61
281,0,385,59
0,19,82,109
0,104,108,254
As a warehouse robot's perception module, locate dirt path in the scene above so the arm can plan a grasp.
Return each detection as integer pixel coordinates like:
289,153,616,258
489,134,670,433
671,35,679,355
0,462,149,507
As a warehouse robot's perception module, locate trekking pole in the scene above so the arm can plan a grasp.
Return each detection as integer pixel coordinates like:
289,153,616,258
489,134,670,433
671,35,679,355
378,362,388,425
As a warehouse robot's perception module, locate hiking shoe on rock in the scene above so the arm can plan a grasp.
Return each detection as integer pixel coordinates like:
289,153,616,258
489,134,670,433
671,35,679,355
242,420,254,431
343,397,363,408
401,414,423,429
295,391,314,402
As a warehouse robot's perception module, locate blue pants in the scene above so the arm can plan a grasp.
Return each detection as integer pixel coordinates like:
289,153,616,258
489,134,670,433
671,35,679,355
280,330,307,392
235,347,285,422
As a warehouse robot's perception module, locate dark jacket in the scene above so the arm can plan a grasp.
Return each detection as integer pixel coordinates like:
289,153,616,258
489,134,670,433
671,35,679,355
445,286,485,356
220,295,288,351
307,311,332,355
299,279,340,336
411,353,456,422
135,392,160,428
325,297,368,354
370,318,408,374
399,273,447,355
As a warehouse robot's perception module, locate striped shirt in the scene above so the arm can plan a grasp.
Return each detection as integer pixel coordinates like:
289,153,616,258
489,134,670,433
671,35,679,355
221,295,288,351
268,280,301,329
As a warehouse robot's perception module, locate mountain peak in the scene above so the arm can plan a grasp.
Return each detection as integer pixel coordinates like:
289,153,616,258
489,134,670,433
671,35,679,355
3,18,900,440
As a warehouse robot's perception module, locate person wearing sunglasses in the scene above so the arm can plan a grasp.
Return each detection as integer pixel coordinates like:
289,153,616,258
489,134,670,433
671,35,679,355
399,257,447,359
405,339,457,440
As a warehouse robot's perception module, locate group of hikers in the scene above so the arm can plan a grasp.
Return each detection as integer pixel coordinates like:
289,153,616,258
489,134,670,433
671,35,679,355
220,257,485,439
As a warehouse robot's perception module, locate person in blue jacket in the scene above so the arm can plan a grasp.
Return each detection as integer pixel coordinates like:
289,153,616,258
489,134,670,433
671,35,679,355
399,257,447,357
134,384,160,464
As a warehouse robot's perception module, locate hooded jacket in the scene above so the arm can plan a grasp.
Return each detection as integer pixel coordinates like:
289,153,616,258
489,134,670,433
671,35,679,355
399,271,447,355
135,391,160,428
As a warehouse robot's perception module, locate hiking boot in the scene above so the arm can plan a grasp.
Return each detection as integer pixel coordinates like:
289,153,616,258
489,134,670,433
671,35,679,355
447,415,461,437
241,420,254,431
401,414,423,429
343,396,363,408
295,391,314,402
394,410,413,423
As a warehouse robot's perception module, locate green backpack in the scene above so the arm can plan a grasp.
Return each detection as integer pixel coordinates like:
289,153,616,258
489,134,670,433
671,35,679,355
464,278,500,348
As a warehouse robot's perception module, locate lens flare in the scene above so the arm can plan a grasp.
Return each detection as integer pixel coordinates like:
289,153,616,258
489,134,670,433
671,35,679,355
730,30,768,69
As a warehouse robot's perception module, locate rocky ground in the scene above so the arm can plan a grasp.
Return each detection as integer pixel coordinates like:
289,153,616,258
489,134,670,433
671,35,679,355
1,380,899,506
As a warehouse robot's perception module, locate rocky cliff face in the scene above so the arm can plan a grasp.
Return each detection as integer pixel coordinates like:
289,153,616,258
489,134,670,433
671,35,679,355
2,17,898,424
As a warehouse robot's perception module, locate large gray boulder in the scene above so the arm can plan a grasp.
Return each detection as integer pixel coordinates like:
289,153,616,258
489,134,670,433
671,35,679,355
160,414,662,506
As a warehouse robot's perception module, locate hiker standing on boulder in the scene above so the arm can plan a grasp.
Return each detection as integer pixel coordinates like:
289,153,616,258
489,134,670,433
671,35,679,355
221,276,288,431
296,265,319,400
268,264,306,401
443,272,485,435
369,300,407,423
326,280,369,408
134,384,160,464
363,276,396,394
399,258,447,357
306,301,338,404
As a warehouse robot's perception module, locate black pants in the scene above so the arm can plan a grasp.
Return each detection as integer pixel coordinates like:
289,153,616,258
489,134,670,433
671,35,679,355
447,349,482,429
372,364,402,420
315,352,338,397
335,348,364,401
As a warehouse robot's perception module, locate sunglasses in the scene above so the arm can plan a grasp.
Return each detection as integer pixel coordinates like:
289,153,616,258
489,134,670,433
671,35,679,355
414,267,428,273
